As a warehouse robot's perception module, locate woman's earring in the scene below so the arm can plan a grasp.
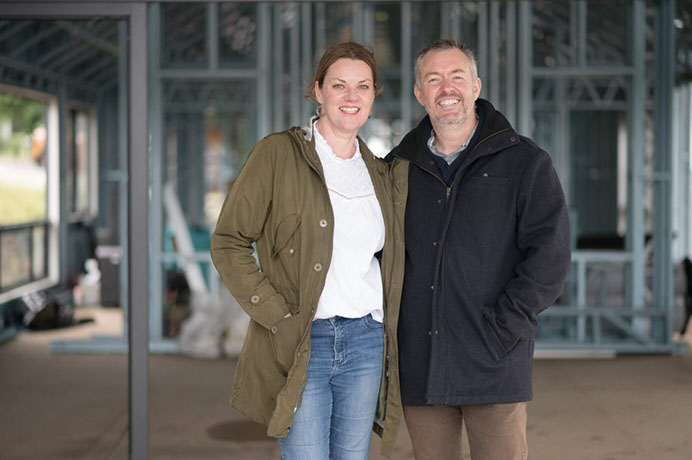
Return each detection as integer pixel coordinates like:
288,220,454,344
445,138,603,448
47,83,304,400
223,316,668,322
315,105,323,117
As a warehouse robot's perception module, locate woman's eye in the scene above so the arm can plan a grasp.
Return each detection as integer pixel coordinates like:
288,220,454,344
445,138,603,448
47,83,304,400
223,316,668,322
359,84,370,90
333,84,344,89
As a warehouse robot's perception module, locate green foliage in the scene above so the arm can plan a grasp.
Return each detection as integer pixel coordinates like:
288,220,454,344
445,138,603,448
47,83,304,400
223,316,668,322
0,93,44,133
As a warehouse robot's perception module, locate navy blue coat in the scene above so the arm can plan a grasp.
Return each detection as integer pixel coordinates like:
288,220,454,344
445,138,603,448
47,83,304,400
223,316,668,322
389,99,571,406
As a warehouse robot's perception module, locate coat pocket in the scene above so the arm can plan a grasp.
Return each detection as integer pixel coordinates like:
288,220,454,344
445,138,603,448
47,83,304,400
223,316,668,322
271,213,301,258
481,306,509,362
268,311,305,375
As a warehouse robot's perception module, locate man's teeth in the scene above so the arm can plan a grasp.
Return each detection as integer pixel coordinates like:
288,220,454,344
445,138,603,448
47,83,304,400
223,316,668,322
438,99,459,106
340,107,359,113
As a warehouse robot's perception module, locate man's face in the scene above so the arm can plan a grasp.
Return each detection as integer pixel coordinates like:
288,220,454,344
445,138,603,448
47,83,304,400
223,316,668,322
414,48,481,127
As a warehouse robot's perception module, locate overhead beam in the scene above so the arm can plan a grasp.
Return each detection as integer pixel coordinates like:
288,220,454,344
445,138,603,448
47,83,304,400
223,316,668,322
55,20,119,56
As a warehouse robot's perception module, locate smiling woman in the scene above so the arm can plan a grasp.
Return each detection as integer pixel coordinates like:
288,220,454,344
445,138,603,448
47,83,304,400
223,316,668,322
210,42,405,459
313,58,376,158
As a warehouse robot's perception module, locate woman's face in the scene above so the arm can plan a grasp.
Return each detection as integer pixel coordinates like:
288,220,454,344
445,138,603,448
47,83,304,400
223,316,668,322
314,58,375,137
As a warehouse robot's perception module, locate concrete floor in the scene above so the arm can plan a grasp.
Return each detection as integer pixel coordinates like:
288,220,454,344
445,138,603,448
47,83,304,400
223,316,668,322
1,307,691,460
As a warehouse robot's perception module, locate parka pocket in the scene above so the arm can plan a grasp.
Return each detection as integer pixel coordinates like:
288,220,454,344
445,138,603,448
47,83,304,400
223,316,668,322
481,307,509,362
268,310,305,375
271,214,300,258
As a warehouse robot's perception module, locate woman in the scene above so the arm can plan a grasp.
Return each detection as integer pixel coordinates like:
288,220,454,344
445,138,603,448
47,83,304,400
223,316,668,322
210,42,405,459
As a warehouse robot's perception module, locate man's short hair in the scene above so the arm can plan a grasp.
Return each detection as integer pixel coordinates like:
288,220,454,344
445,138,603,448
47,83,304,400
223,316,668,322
414,39,479,87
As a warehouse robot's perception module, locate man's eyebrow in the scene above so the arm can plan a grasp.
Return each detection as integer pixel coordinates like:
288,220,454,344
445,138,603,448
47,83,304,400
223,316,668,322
423,68,466,78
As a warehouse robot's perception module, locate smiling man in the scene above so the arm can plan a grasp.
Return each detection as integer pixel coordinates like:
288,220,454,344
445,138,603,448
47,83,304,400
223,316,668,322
387,40,571,460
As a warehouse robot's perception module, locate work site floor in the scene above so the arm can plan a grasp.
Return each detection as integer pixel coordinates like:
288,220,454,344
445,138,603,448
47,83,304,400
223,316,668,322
1,307,691,460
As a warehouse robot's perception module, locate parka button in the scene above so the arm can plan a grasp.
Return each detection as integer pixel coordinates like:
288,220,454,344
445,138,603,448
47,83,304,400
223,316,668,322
430,285,435,290
319,219,328,228
251,295,260,304
245,302,252,309
433,241,438,246
271,326,278,334
314,263,323,272
288,248,295,254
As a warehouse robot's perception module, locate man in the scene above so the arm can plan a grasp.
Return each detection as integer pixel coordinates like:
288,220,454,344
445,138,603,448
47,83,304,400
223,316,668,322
387,40,571,460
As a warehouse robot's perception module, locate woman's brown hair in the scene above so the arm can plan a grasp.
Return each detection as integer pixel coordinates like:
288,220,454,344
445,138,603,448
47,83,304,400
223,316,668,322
306,42,383,101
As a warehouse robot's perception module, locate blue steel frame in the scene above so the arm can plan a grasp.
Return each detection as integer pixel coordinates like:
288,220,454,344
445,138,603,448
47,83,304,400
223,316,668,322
0,3,151,458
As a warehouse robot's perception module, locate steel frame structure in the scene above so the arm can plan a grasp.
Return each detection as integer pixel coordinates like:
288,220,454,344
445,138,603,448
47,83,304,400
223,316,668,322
145,1,682,355
0,1,686,458
0,2,149,458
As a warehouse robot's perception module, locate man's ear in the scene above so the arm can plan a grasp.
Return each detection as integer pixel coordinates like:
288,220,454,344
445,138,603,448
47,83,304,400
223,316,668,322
414,84,424,107
473,77,482,101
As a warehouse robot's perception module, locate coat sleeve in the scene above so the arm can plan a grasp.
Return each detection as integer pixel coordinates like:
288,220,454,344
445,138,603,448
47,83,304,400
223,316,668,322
492,148,571,350
210,137,290,331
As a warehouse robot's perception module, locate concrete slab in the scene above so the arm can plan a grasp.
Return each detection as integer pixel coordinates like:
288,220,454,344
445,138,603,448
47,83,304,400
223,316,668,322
1,309,691,459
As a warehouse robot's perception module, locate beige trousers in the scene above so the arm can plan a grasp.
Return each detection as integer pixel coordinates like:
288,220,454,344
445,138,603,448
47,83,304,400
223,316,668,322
403,403,528,460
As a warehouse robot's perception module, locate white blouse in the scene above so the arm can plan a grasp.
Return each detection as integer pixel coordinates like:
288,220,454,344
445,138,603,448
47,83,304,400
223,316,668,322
312,122,386,322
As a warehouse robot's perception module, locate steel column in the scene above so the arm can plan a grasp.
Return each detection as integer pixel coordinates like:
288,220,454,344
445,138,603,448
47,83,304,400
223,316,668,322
289,4,300,127
57,83,68,286
272,4,283,132
626,0,647,333
517,1,532,137
148,4,161,343
477,2,488,87
652,0,675,342
505,2,517,124
128,3,149,459
257,3,271,138
119,20,130,336
401,2,412,133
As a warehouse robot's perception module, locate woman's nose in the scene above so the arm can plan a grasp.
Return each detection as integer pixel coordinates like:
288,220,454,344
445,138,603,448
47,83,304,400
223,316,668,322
345,87,357,100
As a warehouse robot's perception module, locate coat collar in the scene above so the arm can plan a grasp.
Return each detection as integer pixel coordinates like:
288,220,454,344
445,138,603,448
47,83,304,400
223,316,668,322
290,117,380,177
392,98,520,168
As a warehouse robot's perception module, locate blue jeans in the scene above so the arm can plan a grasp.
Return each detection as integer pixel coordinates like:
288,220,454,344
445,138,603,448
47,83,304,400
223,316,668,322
279,314,384,460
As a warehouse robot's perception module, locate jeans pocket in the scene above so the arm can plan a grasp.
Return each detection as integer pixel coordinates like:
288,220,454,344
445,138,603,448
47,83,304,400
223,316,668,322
363,314,383,329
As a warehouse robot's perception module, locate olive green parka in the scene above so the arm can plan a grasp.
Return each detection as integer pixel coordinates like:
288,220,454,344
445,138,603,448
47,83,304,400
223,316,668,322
210,119,408,457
